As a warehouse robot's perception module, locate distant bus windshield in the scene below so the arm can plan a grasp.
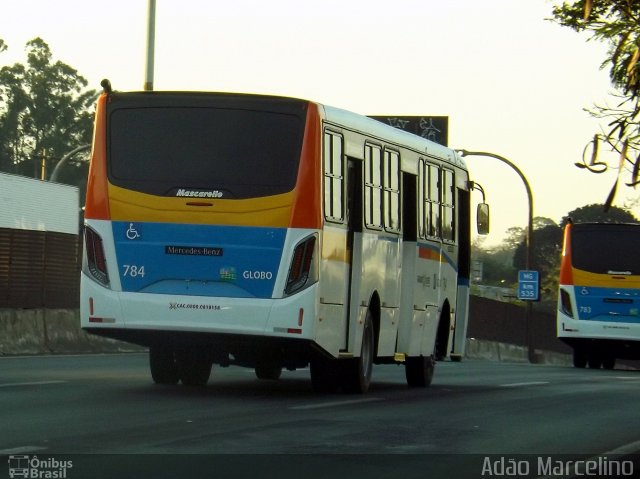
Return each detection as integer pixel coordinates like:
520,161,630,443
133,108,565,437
108,105,306,198
571,224,640,274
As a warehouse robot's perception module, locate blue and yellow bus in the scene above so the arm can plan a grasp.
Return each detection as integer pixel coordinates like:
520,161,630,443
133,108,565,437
81,82,487,392
558,221,640,369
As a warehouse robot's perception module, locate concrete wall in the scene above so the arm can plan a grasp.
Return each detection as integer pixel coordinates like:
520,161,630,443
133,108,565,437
0,309,141,355
465,296,572,365
1,297,632,368
1,297,564,359
468,296,572,352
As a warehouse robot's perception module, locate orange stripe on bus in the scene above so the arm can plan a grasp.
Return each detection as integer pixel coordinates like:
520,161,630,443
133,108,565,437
418,246,441,262
289,102,322,229
84,93,111,220
559,223,573,285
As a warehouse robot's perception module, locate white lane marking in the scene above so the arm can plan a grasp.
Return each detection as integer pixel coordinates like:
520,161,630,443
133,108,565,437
500,381,550,388
603,438,640,456
290,397,384,410
0,380,67,389
0,352,146,360
0,446,48,455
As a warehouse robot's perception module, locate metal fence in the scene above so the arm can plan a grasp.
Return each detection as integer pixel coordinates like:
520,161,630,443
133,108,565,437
0,227,81,308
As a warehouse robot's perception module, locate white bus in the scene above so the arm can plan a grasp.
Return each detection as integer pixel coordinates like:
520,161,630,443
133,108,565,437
558,221,640,369
81,83,488,393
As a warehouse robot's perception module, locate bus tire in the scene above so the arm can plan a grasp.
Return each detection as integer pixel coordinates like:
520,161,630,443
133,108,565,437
602,355,616,370
179,350,212,387
587,353,602,369
572,348,587,368
149,346,180,385
255,364,282,380
310,357,338,393
341,312,374,394
405,355,435,388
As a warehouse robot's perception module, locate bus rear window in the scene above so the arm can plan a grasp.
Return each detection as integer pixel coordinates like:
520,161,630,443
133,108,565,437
108,106,305,198
571,225,640,274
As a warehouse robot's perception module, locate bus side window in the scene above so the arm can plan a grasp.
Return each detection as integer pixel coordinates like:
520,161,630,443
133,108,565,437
383,149,401,233
441,169,455,242
364,143,383,229
418,159,426,239
323,131,345,223
428,163,440,239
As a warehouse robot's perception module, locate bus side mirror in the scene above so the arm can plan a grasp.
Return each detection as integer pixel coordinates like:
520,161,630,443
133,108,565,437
477,203,490,235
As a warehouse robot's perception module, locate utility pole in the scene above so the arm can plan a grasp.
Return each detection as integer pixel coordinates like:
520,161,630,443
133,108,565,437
144,0,156,91
459,149,537,363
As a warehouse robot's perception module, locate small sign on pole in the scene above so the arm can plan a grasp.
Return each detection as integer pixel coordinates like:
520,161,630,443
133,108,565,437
518,270,539,301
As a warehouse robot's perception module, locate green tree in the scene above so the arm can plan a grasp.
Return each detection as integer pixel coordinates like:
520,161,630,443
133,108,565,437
551,1,640,209
0,38,97,184
472,241,518,287
560,202,639,226
513,218,562,275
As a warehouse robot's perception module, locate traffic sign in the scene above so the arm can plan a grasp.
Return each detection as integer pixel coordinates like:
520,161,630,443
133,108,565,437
518,270,539,301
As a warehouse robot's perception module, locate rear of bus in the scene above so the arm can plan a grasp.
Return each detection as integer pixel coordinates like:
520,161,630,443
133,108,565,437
81,89,323,383
557,222,640,369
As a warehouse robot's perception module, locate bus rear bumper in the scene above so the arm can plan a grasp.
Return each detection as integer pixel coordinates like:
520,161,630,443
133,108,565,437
557,312,640,359
81,273,318,343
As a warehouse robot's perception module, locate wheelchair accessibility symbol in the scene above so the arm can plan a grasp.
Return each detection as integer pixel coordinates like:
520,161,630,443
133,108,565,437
126,223,141,240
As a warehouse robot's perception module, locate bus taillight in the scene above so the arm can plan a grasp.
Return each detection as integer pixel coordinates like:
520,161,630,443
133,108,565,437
84,226,110,286
559,288,574,318
285,235,317,296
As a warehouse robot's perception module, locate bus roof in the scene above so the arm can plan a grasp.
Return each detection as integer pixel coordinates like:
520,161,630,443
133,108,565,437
321,103,466,170
104,88,465,172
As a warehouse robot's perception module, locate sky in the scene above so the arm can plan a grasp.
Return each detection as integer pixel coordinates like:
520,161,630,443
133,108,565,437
2,0,635,245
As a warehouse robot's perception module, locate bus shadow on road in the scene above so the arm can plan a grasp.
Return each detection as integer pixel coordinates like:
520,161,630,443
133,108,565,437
121,369,488,402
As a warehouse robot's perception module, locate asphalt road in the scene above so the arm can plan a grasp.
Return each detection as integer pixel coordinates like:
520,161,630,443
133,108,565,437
1,354,639,479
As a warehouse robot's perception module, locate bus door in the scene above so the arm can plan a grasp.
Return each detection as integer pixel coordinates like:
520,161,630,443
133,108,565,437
451,187,471,358
420,161,444,357
344,157,363,352
398,171,422,356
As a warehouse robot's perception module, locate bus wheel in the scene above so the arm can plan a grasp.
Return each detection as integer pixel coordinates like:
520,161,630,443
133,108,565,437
179,350,212,387
602,355,616,370
310,357,338,393
341,312,374,394
405,355,435,388
255,364,282,380
587,353,603,369
572,348,587,368
149,346,180,385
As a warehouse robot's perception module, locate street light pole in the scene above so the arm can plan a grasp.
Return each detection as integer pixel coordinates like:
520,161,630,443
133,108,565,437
458,149,536,363
49,144,91,183
144,0,156,91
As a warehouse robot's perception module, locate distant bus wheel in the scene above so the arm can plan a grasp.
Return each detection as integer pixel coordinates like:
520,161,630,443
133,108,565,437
341,312,374,394
572,348,587,369
149,346,180,385
255,364,282,380
405,355,435,388
179,350,213,386
587,353,603,369
602,355,616,370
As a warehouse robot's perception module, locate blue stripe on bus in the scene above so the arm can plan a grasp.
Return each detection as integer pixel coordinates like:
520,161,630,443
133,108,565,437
573,285,640,324
112,222,286,299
